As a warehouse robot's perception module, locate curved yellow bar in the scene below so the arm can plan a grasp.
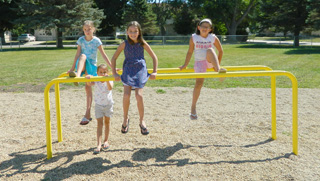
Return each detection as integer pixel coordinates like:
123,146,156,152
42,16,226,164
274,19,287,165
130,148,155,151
45,69,297,159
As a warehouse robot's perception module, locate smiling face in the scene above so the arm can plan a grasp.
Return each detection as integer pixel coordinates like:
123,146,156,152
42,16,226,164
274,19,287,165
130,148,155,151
97,67,108,77
83,25,95,37
127,25,140,42
197,22,212,37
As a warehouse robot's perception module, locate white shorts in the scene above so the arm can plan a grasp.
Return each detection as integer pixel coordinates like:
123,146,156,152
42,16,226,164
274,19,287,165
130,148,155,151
95,104,113,119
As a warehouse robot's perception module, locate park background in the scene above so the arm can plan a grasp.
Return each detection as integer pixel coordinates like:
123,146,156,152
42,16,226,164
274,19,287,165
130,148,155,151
1,0,320,180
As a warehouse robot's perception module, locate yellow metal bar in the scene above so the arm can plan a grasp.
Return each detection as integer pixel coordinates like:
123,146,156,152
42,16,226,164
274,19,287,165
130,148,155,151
45,69,298,159
55,83,63,142
57,65,273,78
44,81,54,159
271,76,276,140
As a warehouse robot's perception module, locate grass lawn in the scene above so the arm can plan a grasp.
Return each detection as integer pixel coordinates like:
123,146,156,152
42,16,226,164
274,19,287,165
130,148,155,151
1,44,319,91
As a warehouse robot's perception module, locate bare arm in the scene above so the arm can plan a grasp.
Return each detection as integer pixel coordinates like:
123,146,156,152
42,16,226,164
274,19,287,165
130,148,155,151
68,45,81,72
214,37,223,64
106,80,113,90
98,45,112,67
143,42,158,79
179,37,194,70
111,42,125,81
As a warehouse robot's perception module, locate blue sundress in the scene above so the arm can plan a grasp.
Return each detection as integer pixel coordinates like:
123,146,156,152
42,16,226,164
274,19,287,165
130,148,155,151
75,36,102,76
121,40,150,88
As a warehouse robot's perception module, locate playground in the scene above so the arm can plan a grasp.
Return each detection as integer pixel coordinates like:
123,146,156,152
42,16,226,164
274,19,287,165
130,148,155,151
1,44,320,180
1,85,320,180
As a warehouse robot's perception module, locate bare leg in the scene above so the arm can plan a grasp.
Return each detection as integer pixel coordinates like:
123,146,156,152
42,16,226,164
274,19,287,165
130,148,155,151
191,78,204,117
206,48,226,72
122,85,131,131
95,117,103,152
104,117,110,148
135,88,145,126
84,84,92,120
76,54,87,77
207,48,226,82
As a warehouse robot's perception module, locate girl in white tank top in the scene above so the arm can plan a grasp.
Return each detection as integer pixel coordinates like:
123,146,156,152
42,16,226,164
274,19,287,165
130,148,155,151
179,18,226,120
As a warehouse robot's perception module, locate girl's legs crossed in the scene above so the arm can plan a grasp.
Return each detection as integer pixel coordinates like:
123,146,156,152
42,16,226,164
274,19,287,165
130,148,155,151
191,78,204,117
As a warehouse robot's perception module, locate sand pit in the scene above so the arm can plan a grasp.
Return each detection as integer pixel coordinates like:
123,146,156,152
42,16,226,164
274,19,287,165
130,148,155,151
1,87,319,180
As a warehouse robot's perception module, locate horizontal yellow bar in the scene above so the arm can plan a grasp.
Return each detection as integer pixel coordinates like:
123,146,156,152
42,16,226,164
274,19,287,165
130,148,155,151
58,65,273,78
54,70,289,84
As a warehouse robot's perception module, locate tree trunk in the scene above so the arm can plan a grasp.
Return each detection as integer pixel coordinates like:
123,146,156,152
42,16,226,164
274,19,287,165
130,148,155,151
160,24,166,36
0,30,6,45
294,31,300,47
56,28,63,48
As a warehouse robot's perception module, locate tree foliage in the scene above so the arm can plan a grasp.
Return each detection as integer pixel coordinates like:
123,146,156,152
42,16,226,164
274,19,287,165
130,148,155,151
148,0,179,35
259,0,310,46
95,0,128,36
15,0,104,48
124,0,159,35
188,0,258,35
173,3,195,35
0,0,21,44
307,0,320,30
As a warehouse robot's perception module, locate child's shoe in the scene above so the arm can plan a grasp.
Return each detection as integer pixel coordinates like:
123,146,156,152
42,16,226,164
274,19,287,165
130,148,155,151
69,71,79,86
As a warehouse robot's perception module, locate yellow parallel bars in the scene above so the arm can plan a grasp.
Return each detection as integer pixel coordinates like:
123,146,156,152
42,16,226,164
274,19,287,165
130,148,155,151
44,66,298,159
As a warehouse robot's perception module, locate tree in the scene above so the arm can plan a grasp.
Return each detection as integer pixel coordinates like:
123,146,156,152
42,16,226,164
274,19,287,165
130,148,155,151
15,0,104,48
259,0,310,47
95,0,128,36
0,0,20,44
173,3,195,35
148,0,176,36
188,0,259,36
307,0,320,30
124,0,159,35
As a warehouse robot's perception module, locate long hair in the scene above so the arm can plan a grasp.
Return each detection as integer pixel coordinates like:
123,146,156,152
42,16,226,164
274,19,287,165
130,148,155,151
127,21,145,46
195,18,213,35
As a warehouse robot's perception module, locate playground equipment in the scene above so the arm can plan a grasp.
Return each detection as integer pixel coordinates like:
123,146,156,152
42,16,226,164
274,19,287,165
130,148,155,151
44,65,298,159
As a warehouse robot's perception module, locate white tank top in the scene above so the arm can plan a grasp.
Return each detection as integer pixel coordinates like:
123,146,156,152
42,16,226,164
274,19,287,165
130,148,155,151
94,81,114,106
192,33,216,61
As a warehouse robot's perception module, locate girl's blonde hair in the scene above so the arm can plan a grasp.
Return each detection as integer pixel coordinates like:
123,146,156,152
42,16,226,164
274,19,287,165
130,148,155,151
97,64,108,72
83,20,95,28
127,21,145,46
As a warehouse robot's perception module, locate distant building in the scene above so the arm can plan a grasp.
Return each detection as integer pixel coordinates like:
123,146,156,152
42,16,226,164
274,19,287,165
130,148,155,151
34,29,56,41
4,31,12,41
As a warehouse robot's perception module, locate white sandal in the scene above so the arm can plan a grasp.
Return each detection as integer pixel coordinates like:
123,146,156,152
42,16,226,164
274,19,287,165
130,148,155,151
190,113,198,120
80,117,92,125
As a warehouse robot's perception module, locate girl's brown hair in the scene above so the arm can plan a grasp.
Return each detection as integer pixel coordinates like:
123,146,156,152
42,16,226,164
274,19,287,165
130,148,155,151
127,21,145,46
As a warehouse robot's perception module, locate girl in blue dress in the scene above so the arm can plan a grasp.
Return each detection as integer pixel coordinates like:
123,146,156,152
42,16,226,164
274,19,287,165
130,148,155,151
68,20,112,125
111,21,158,135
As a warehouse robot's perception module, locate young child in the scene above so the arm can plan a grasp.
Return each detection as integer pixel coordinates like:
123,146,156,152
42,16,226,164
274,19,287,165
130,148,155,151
68,20,112,125
179,18,226,120
85,64,114,154
111,21,158,135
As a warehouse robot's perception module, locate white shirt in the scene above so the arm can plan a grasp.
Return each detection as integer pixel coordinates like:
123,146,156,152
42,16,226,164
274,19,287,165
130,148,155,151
94,81,114,106
192,33,216,61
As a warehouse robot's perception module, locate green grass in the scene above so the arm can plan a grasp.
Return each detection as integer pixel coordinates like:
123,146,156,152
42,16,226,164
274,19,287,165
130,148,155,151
1,44,319,91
